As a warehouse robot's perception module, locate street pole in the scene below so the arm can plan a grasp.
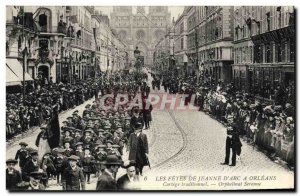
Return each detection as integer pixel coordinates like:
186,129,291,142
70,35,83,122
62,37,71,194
195,26,199,84
22,7,27,106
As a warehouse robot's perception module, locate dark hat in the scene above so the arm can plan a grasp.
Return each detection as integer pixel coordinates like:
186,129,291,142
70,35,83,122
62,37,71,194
84,128,94,134
103,126,111,130
121,160,136,169
68,155,80,161
85,104,91,108
102,155,123,165
97,144,107,149
30,171,44,180
74,129,82,133
55,148,66,153
62,121,68,124
134,122,143,129
115,129,123,134
227,127,234,135
43,153,52,157
19,142,28,146
40,126,47,130
67,116,73,120
106,140,113,145
30,150,38,156
75,142,83,146
63,129,72,134
63,138,72,144
6,159,18,165
83,146,91,151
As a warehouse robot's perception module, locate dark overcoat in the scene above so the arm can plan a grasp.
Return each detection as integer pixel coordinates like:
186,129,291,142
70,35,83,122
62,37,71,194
62,166,85,190
128,132,149,167
96,170,117,190
6,169,22,190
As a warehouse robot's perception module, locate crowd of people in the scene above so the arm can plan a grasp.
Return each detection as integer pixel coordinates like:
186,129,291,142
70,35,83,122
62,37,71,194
155,70,295,168
6,78,99,140
7,71,153,191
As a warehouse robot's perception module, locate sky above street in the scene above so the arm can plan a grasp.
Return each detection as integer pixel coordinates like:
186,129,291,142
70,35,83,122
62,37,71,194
96,6,184,21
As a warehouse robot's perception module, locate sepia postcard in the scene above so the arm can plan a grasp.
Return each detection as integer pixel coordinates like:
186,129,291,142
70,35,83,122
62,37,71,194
5,5,295,191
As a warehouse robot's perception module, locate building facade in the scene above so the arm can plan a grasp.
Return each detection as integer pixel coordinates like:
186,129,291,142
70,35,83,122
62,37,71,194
110,6,171,66
6,6,129,87
196,6,234,84
6,6,69,84
173,9,188,76
232,6,295,99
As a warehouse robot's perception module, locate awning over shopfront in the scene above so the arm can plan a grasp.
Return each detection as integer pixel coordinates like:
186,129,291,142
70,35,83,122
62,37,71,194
6,58,33,82
6,65,21,86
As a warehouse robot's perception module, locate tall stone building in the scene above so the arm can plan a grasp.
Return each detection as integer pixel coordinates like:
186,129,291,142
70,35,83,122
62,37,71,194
110,6,171,65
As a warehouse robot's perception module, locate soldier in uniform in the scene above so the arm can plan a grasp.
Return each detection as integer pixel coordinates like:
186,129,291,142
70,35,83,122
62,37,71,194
15,142,29,172
96,155,123,190
6,159,22,190
62,155,86,190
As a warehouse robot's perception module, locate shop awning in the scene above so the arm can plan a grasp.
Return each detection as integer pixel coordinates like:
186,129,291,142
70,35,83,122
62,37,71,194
6,65,21,86
6,58,33,81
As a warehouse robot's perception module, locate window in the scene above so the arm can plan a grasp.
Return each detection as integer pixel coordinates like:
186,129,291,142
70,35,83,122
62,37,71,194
254,45,262,63
265,44,271,63
249,46,253,63
266,12,271,31
275,43,284,62
290,39,295,62
180,23,184,33
277,7,281,28
181,38,184,50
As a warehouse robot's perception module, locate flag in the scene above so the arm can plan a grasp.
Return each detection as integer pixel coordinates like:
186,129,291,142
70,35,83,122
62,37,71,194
36,107,60,161
47,110,60,148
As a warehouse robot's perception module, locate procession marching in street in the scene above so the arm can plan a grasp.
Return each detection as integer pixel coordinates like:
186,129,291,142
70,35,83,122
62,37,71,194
6,5,295,192
7,71,152,191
